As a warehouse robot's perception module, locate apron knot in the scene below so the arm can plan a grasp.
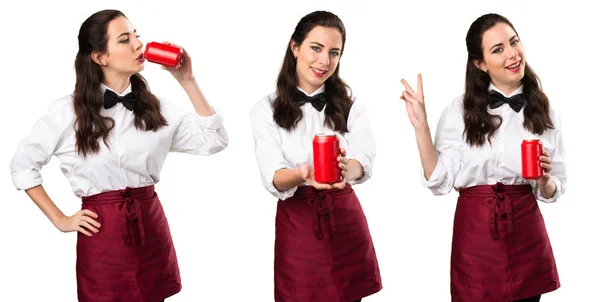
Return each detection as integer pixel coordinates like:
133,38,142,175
121,187,132,198
119,193,145,246
489,183,513,240
310,193,337,240
125,199,138,220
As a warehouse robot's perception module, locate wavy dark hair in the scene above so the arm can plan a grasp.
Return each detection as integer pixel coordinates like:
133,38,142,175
273,11,353,133
463,13,554,146
74,9,167,156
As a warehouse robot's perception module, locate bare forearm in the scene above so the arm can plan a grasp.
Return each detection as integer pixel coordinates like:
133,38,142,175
346,159,364,182
25,185,64,226
180,78,215,116
415,126,438,180
273,168,304,191
540,179,557,199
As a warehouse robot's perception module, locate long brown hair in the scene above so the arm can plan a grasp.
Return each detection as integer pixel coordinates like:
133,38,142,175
273,11,353,133
73,9,167,156
463,13,554,146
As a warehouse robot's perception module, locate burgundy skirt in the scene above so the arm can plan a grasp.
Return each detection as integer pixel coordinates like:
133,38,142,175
76,185,181,302
274,185,382,302
451,183,559,301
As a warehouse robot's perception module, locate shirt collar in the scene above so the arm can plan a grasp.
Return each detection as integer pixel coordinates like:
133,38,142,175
100,82,133,96
488,82,523,98
296,84,325,97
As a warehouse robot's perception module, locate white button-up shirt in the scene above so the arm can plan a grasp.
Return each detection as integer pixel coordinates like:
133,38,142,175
250,85,376,200
10,83,228,197
423,84,566,202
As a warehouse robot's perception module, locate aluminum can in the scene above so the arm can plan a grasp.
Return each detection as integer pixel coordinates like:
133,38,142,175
313,134,341,184
521,139,543,179
144,42,183,68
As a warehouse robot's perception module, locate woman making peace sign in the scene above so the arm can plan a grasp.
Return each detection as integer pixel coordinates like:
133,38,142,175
402,13,565,301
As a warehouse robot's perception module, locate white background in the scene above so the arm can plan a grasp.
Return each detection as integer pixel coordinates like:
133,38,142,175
0,0,597,301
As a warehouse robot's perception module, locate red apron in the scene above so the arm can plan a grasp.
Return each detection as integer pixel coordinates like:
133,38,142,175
76,185,181,302
274,185,382,302
451,183,560,301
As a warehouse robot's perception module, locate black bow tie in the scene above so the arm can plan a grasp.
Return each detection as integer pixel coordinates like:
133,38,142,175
293,90,326,112
489,90,525,113
103,89,137,111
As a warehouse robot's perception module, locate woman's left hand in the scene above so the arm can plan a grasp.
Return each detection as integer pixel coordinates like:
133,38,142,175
331,148,349,189
160,41,194,83
537,149,552,187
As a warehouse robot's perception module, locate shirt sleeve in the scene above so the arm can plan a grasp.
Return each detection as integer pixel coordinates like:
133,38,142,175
421,98,464,195
10,98,73,191
533,108,566,203
344,99,376,185
249,97,296,200
163,98,229,155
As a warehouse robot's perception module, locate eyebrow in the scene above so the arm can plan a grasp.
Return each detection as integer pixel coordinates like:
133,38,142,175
489,35,518,50
310,41,341,51
117,29,137,39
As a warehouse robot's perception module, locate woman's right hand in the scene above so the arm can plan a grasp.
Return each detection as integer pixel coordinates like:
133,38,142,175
401,74,429,131
299,163,334,190
54,209,101,237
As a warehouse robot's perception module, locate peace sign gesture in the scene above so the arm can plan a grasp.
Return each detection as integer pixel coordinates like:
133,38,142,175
400,74,428,131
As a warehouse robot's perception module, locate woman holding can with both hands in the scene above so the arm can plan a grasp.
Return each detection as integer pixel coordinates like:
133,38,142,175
249,10,382,302
401,13,566,302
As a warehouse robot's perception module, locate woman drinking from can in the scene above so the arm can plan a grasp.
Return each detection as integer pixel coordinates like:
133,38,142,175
9,9,228,301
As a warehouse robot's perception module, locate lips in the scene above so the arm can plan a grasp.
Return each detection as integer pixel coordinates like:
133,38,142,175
311,67,327,78
506,60,521,70
136,54,145,62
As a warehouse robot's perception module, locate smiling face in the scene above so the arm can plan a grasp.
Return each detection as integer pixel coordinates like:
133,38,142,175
93,16,145,77
291,25,343,94
475,22,526,93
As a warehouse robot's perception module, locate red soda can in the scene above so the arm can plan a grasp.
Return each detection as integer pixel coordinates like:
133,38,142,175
313,134,341,184
521,139,544,179
144,42,183,68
